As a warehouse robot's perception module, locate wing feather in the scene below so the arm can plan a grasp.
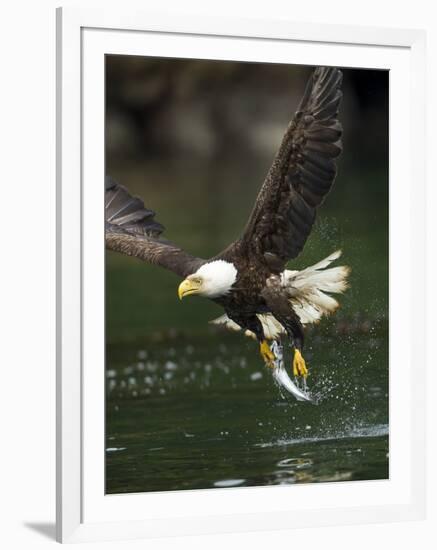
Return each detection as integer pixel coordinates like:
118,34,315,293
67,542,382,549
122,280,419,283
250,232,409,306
218,67,343,270
105,177,204,278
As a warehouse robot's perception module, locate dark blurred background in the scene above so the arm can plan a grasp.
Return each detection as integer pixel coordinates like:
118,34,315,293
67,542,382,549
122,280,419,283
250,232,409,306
106,57,388,165
105,56,389,494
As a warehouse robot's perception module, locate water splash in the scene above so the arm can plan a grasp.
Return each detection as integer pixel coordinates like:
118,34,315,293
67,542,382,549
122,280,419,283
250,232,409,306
255,423,388,448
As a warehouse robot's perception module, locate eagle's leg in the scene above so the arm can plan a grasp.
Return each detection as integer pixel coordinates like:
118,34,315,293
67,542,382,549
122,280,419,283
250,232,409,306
284,323,307,378
280,318,307,378
261,286,307,378
227,312,276,368
292,348,308,378
259,340,276,368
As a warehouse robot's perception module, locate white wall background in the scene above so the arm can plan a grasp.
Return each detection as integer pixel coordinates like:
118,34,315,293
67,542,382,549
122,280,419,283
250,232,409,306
0,0,435,548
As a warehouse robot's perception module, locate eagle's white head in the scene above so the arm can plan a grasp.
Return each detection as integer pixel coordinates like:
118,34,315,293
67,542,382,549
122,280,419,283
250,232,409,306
178,260,237,300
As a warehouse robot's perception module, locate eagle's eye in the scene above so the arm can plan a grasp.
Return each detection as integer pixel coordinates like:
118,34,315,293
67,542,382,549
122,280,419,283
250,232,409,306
190,277,202,285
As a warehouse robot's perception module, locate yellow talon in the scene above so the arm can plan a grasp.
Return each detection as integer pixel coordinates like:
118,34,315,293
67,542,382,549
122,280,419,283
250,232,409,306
260,339,276,368
293,349,308,378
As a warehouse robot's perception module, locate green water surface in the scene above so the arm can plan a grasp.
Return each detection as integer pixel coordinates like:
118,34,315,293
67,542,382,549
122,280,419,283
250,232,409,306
105,158,389,494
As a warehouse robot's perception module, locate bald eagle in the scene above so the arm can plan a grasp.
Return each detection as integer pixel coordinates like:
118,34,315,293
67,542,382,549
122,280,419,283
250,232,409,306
106,66,349,380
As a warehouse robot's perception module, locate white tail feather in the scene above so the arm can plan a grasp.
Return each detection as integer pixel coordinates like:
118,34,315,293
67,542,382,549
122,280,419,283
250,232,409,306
283,250,350,324
209,313,284,340
299,249,342,271
210,250,350,338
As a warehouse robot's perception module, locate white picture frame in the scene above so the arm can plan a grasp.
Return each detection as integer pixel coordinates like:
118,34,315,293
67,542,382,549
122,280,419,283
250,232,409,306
56,6,426,543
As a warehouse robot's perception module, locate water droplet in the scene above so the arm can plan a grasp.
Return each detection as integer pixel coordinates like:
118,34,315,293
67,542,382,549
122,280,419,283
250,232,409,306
165,360,178,371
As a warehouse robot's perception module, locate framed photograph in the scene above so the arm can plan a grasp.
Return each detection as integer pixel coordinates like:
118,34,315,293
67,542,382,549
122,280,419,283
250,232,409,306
56,7,426,543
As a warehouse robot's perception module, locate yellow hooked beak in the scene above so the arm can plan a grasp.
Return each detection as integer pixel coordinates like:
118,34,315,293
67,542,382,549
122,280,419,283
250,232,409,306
178,278,202,300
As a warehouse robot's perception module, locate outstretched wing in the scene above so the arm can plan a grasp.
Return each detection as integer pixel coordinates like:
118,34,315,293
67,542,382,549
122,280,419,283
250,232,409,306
105,177,205,278
220,67,343,271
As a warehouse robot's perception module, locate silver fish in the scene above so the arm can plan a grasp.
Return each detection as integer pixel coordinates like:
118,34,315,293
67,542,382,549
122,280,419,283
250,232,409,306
270,341,314,403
